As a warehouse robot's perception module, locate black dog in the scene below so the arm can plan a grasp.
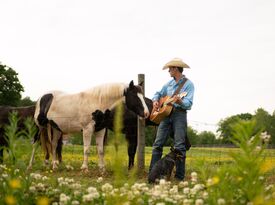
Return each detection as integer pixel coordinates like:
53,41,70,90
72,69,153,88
148,147,183,183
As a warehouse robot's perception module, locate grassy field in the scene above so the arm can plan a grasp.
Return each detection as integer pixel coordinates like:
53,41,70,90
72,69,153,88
1,137,275,205
11,140,275,186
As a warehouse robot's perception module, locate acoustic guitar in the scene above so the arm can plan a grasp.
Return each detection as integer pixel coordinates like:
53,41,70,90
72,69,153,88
150,92,187,124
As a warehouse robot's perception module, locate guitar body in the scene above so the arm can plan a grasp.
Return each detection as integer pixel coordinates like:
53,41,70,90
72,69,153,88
150,96,174,124
149,92,187,124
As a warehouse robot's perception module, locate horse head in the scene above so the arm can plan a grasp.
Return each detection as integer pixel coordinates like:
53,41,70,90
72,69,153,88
124,81,149,118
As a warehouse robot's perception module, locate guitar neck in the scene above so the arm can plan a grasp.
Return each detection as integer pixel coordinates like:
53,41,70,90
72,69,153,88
164,92,187,105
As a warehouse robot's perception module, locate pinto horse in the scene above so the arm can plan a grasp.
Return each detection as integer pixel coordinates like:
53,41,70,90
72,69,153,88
33,81,149,171
92,97,156,169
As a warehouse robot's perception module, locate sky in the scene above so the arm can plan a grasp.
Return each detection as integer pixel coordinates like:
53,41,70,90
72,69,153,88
1,0,275,133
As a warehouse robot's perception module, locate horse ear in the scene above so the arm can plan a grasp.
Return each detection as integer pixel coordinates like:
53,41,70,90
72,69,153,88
129,80,134,89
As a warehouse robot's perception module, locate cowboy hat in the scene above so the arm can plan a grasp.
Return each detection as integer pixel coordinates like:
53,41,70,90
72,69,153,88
162,58,190,70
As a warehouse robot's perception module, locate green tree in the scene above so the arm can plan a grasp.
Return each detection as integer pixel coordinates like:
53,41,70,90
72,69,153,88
254,108,275,145
18,96,36,106
187,126,199,145
253,108,270,131
198,131,216,144
217,113,253,143
0,63,24,106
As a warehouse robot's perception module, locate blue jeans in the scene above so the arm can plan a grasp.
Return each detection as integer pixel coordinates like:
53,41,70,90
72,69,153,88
149,110,187,180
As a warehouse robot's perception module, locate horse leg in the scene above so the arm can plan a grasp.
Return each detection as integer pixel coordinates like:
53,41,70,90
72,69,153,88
51,128,62,170
27,141,40,170
127,140,137,170
0,148,4,163
57,134,63,163
28,128,44,170
81,124,94,171
95,129,106,172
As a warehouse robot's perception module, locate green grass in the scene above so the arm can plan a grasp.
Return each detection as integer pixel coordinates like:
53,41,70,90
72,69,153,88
4,139,275,187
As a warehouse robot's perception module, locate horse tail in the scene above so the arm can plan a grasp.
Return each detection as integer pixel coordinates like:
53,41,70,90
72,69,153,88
37,94,53,126
39,127,52,155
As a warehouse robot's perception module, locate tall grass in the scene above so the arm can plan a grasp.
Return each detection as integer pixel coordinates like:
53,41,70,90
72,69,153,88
206,120,274,204
0,114,274,204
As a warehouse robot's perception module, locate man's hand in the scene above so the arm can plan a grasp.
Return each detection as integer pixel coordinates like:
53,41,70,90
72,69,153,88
173,96,182,104
153,101,159,109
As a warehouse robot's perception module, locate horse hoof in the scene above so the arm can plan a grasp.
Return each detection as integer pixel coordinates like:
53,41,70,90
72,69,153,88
81,168,89,173
44,160,50,166
99,166,106,174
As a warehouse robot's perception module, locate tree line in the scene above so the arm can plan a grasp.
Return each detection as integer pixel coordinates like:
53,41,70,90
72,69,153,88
1,62,274,146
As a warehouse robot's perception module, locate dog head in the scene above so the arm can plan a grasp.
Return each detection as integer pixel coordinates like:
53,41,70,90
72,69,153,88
167,146,184,161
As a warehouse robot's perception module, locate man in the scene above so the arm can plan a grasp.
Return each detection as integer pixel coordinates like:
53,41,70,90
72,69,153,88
149,58,194,181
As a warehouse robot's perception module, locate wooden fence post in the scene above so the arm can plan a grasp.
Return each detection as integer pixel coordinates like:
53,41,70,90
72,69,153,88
137,74,145,170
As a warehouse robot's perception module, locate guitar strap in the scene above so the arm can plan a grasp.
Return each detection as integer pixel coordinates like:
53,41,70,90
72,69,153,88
172,77,188,97
172,77,192,150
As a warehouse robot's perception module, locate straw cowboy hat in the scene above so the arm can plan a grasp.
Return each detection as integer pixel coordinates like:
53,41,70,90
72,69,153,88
162,58,190,70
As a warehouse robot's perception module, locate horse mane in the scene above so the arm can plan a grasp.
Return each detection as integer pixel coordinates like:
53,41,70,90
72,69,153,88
82,83,128,104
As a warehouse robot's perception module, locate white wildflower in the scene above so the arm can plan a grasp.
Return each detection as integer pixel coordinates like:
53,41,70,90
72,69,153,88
179,180,189,188
74,191,81,197
217,198,226,205
260,132,271,143
83,192,99,200
42,176,48,181
30,173,42,180
102,183,113,192
14,169,20,174
159,179,166,186
58,177,64,183
60,193,70,204
169,185,178,195
97,177,103,183
0,164,7,169
195,199,204,205
137,198,144,204
259,176,264,181
202,191,209,199
53,188,60,194
256,146,261,151
87,186,97,193
29,186,36,192
2,173,8,178
65,164,74,170
36,183,45,191
72,200,80,205
265,184,273,191
183,199,191,205
64,177,74,183
183,187,190,194
191,172,198,183
70,183,81,189
193,184,205,192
